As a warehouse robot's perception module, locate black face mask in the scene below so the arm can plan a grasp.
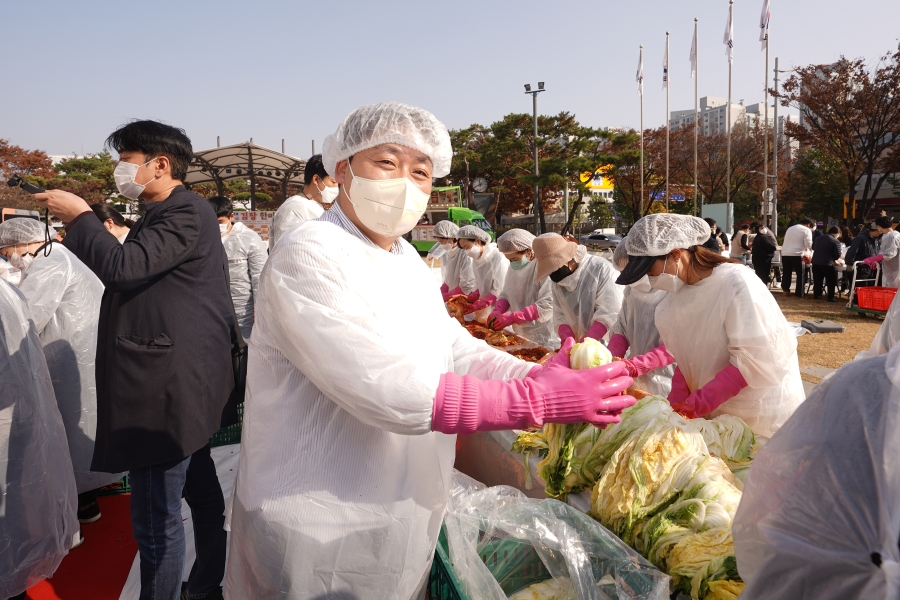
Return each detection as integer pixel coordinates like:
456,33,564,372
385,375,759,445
550,265,574,283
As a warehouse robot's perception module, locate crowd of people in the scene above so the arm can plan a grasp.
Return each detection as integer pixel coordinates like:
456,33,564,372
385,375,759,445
0,101,898,600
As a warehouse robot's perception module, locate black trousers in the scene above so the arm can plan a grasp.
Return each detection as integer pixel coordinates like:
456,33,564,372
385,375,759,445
753,255,773,285
812,265,837,301
782,255,805,296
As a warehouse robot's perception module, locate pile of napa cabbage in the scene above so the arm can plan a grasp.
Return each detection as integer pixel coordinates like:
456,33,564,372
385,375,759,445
512,338,758,600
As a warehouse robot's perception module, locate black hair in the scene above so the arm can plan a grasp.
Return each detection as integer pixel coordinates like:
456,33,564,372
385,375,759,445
207,196,233,218
304,154,329,186
875,216,893,229
703,217,717,227
737,223,750,231
90,203,134,228
105,120,193,181
800,218,814,226
827,226,840,235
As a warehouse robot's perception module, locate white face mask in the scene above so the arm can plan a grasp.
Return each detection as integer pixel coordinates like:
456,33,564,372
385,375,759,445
465,245,483,259
344,163,431,238
317,182,340,205
9,246,34,272
628,274,652,293
440,242,454,253
649,255,685,293
759,227,768,234
114,159,158,201
219,223,230,236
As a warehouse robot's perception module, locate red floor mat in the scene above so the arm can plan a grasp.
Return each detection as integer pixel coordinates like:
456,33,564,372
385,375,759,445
28,495,136,600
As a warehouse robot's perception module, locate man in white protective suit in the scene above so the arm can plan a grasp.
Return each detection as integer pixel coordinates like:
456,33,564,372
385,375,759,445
225,102,638,600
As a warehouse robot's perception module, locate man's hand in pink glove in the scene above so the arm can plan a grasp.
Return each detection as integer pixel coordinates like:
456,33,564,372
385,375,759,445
621,344,674,378
464,294,497,315
442,285,463,302
558,324,576,343
432,342,636,434
607,334,629,359
582,321,608,342
670,364,747,419
863,254,885,267
490,305,539,331
489,298,511,319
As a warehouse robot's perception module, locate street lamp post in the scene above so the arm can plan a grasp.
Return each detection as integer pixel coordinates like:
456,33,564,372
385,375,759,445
525,82,546,235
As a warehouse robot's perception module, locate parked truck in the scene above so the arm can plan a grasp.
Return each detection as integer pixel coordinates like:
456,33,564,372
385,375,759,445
409,186,494,253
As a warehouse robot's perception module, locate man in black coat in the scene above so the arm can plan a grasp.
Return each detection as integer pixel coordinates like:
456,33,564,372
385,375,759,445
750,221,779,285
812,226,843,302
845,222,883,291
36,121,232,600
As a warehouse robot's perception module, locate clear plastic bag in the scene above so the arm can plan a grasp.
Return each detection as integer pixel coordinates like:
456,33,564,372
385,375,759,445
444,471,670,600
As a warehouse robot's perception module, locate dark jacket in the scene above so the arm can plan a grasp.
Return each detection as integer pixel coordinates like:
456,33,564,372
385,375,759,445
63,187,234,472
812,234,842,267
844,231,878,266
752,229,778,258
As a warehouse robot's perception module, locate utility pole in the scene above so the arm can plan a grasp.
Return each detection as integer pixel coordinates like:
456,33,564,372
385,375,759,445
773,57,780,237
524,82,546,234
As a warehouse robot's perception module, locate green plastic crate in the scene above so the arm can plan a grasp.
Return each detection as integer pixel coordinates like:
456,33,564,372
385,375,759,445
210,403,244,448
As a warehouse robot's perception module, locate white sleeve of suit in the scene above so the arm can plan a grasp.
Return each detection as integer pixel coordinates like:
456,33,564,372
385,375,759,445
804,227,813,250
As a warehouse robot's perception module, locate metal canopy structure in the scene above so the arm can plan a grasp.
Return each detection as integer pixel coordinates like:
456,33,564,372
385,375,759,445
184,142,306,210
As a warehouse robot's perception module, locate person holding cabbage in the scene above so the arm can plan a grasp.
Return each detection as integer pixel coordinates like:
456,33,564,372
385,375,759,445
531,232,623,344
615,213,805,437
431,220,476,301
224,101,637,600
487,228,559,349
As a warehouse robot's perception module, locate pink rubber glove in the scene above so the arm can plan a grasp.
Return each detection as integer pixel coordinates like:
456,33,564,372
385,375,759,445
670,364,748,419
607,334,630,359
582,321,608,342
490,305,540,330
466,290,480,303
668,366,690,406
464,294,497,314
621,344,674,378
863,254,884,267
489,298,511,320
432,355,636,434
558,324,576,343
442,286,463,302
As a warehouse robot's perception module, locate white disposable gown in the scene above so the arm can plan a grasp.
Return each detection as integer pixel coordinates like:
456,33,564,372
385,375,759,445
470,243,509,322
654,263,805,437
222,222,268,339
269,194,325,251
879,229,900,288
498,258,558,349
440,246,476,295
609,286,673,397
0,280,79,598
226,221,533,600
550,253,623,342
866,289,900,358
733,346,900,599
18,245,124,493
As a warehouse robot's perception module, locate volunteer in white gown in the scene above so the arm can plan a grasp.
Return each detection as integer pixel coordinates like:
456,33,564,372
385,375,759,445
0,219,123,496
617,214,805,437
488,228,558,349
457,225,508,323
432,220,476,300
733,343,900,599
607,242,674,397
268,154,339,251
225,102,636,600
532,233,623,344
0,279,78,599
864,217,900,288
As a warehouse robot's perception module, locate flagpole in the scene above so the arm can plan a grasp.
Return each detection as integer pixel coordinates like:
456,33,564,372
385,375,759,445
693,18,699,217
726,0,734,234
640,45,644,217
665,32,670,213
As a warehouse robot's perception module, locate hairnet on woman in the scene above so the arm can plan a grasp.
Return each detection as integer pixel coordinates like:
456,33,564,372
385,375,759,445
225,102,636,600
456,224,508,322
431,220,476,300
617,213,805,436
488,228,558,349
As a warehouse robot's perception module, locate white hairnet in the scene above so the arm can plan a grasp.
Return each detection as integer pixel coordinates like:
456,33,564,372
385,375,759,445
624,214,711,257
433,220,460,239
458,225,491,244
497,228,535,253
322,101,453,178
0,218,53,248
612,240,629,271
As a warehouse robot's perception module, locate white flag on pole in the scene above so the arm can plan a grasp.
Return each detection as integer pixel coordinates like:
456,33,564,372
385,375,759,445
636,51,644,97
723,3,734,64
663,40,669,90
689,25,697,79
759,0,771,50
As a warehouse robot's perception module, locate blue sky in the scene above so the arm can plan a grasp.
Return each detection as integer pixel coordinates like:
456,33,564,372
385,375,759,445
2,0,898,157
